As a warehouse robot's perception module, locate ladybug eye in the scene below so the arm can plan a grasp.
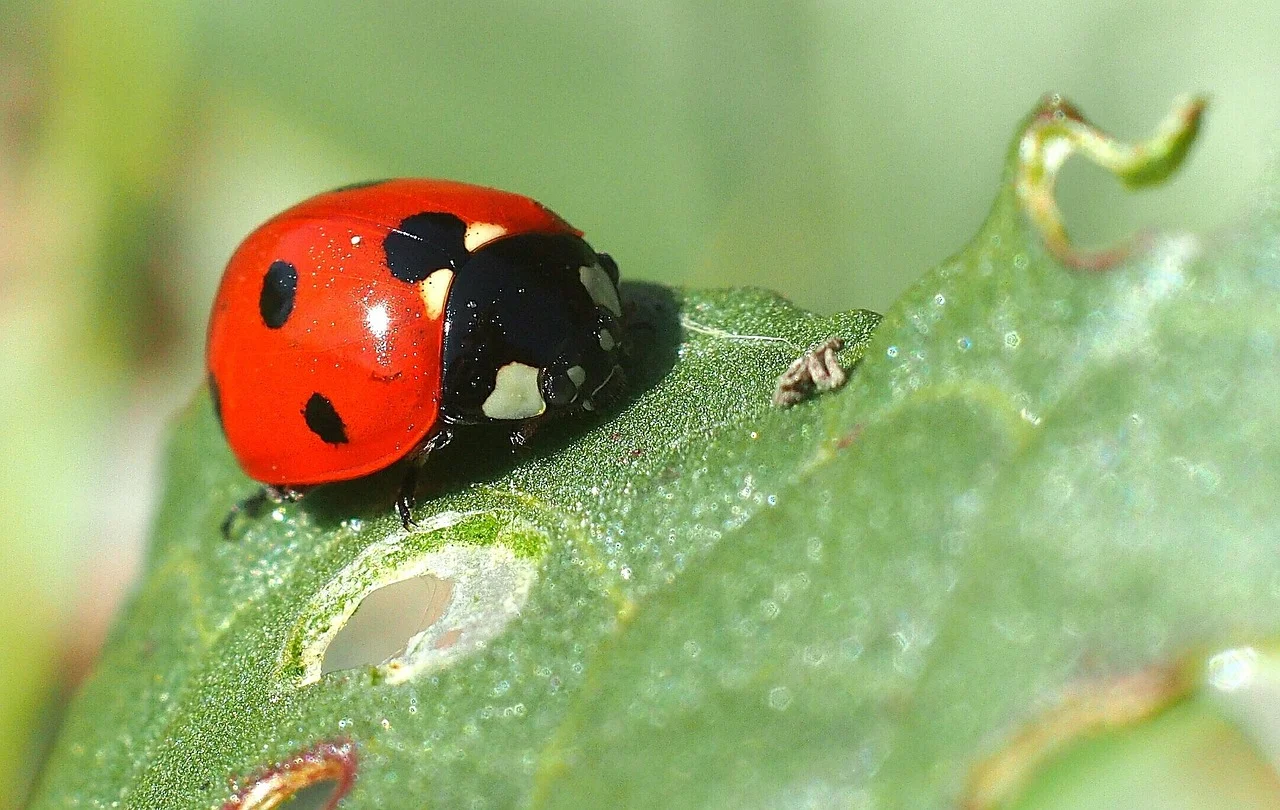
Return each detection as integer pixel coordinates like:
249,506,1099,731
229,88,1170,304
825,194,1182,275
596,252,620,286
539,368,578,407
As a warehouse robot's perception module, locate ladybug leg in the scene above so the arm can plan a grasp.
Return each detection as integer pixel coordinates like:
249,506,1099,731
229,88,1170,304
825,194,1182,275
220,485,303,538
396,428,454,530
395,466,419,530
509,420,540,449
221,489,267,537
267,484,304,503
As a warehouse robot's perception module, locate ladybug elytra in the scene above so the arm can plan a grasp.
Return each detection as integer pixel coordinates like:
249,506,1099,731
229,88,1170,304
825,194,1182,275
206,179,624,529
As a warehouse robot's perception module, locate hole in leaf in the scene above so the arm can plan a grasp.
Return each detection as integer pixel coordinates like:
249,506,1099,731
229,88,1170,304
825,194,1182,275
224,741,355,810
273,780,340,810
321,574,455,675
295,539,539,686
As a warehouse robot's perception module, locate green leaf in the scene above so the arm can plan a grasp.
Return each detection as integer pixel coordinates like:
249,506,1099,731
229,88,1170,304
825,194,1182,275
30,94,1280,808
28,285,877,809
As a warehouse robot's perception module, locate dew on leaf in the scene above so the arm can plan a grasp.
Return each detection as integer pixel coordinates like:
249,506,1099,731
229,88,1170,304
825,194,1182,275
1207,646,1258,692
806,537,823,562
767,686,793,711
759,599,780,620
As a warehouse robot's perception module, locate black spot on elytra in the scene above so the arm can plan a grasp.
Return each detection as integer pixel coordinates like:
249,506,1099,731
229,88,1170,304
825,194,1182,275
383,212,469,283
330,178,390,193
208,374,224,431
303,393,349,445
259,260,298,329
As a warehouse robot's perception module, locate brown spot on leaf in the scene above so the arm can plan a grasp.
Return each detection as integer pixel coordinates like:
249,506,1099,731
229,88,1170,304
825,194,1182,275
962,666,1188,809
836,424,864,450
223,740,356,810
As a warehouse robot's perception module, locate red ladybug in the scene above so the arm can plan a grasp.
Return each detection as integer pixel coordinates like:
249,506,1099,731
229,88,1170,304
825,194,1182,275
207,179,624,530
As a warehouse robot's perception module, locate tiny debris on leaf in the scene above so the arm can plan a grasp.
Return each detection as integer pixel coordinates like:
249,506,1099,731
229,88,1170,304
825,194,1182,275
772,336,848,408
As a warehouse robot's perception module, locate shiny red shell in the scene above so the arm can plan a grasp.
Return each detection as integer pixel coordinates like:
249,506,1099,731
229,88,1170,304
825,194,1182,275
206,179,581,486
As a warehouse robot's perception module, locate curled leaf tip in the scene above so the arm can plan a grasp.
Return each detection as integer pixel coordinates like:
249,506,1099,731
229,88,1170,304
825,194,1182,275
1015,93,1207,270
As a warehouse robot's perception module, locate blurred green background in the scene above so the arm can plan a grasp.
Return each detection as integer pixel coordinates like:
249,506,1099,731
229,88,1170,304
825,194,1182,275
1,0,1277,804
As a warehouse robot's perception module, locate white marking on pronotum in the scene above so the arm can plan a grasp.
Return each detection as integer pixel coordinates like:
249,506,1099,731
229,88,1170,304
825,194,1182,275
482,362,546,420
419,268,455,320
579,264,623,316
567,365,587,388
599,329,616,352
678,316,802,352
464,222,507,252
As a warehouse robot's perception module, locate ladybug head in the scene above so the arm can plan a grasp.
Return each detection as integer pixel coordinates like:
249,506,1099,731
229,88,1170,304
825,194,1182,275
438,233,625,426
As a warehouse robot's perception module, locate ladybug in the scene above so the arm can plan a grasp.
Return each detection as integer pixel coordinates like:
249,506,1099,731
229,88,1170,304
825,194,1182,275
207,179,624,530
